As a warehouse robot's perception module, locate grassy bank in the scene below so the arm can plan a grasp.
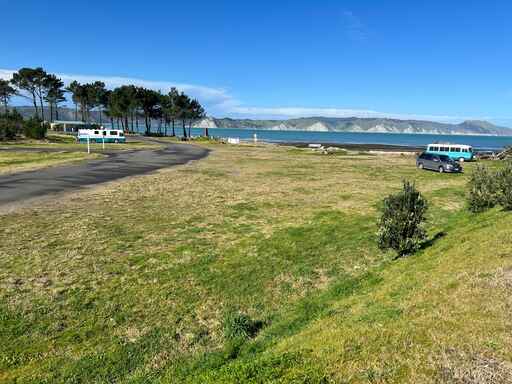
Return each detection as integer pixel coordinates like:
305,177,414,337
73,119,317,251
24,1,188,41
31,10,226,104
0,151,103,174
0,144,510,383
0,133,160,173
1,132,160,149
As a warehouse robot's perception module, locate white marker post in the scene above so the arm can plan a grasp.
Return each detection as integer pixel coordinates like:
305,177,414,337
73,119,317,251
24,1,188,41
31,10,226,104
87,135,90,154
102,134,105,150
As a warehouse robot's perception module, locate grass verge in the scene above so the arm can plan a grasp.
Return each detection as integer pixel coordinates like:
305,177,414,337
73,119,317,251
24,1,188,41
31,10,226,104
0,143,510,383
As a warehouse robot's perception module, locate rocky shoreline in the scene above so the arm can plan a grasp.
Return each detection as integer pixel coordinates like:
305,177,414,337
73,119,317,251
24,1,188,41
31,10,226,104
277,141,424,152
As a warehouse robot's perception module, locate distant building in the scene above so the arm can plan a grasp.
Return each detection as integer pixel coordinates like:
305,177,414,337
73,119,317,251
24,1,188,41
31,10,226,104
50,120,99,133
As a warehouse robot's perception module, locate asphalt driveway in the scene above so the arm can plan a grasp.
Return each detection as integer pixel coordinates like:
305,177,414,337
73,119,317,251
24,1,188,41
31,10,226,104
0,138,209,206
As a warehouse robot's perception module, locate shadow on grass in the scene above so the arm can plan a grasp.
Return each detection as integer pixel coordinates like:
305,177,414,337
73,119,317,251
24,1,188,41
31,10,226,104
420,231,447,251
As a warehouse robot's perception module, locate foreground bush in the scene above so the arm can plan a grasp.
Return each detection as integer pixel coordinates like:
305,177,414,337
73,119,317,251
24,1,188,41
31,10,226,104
496,161,512,210
378,181,428,257
467,164,498,213
0,110,23,140
23,117,47,139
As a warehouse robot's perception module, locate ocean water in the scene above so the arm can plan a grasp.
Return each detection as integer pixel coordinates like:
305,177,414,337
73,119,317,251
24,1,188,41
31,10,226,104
189,128,512,151
112,123,512,151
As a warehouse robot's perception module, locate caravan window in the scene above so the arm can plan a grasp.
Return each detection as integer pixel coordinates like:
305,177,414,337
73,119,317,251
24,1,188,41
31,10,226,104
451,147,461,152
440,146,449,152
102,131,107,135
94,130,99,135
430,146,439,151
110,131,118,136
119,131,124,136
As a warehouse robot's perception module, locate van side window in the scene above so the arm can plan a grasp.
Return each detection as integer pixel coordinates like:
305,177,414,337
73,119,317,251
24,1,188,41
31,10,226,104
119,131,124,136
102,131,107,135
110,131,118,136
94,130,99,135
452,147,461,152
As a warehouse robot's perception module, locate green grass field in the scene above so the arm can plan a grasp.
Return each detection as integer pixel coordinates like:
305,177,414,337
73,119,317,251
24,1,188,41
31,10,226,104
1,144,511,383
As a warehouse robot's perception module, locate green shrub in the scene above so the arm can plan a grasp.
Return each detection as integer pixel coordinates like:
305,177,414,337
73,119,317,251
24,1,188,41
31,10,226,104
377,181,428,257
23,117,47,139
0,110,23,140
467,164,498,213
496,161,512,210
222,311,255,340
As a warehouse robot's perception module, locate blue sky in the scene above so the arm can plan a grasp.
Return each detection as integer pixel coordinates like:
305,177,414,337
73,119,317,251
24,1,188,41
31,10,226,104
2,0,512,124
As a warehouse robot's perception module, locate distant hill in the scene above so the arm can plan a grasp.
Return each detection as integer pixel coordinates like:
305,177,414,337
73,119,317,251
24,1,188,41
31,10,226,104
195,116,512,136
9,106,512,136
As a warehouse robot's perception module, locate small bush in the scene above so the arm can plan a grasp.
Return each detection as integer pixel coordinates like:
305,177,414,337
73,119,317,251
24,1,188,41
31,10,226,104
222,311,256,340
23,118,47,139
377,181,428,257
496,161,512,210
467,164,498,213
0,110,23,140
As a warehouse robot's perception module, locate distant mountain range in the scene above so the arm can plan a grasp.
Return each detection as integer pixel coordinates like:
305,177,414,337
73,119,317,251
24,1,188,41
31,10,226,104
9,106,512,136
195,117,512,136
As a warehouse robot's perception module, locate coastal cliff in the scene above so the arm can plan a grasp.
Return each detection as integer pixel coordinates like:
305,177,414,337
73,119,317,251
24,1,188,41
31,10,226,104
193,117,512,136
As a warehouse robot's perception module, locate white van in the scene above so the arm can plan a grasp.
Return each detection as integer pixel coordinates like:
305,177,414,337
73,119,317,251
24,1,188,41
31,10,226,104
77,129,126,143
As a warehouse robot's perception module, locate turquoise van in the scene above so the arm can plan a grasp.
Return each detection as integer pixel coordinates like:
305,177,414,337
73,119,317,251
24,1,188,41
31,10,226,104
426,143,474,162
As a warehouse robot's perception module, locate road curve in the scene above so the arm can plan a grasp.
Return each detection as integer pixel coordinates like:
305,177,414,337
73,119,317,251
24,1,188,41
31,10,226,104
0,138,210,206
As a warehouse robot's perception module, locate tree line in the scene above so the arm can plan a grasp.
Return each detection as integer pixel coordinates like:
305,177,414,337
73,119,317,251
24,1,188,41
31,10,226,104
0,67,206,138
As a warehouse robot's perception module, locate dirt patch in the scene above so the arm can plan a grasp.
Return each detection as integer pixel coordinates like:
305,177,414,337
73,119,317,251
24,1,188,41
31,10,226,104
438,349,512,383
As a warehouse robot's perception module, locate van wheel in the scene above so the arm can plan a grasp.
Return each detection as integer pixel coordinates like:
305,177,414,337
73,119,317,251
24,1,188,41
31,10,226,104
418,163,424,169
459,157,465,163
439,166,444,173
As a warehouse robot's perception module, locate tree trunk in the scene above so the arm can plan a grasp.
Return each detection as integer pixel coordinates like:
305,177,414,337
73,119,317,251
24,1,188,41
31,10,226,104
205,127,209,137
171,119,175,136
32,93,39,119
75,104,78,120
56,105,59,121
39,94,45,122
182,120,187,138
49,102,53,123
145,114,150,135
124,115,129,133
188,121,192,139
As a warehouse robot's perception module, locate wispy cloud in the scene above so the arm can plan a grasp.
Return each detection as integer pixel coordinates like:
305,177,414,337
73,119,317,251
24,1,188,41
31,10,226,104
341,11,368,41
0,68,491,124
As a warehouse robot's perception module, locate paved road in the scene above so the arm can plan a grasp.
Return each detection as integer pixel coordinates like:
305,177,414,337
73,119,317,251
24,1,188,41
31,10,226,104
0,138,210,206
